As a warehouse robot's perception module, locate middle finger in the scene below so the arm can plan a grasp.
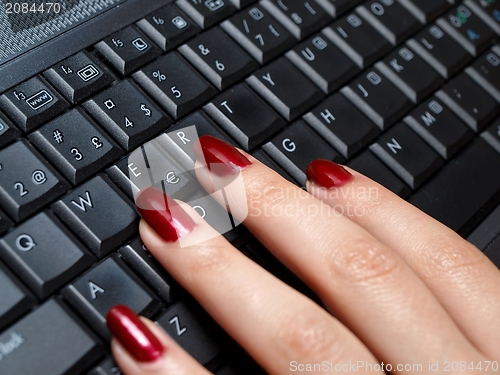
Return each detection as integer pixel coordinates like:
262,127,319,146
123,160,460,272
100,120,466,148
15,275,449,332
136,187,377,374
193,136,485,368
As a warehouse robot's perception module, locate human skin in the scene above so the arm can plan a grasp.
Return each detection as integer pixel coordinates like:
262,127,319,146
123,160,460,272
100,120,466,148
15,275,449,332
108,136,500,375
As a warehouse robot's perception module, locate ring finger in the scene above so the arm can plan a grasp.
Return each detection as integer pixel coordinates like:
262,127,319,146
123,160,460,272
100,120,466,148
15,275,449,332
135,186,378,374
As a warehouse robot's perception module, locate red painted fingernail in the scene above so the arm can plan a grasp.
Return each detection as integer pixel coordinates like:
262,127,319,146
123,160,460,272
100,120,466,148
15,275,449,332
107,305,165,363
135,186,196,242
306,159,354,189
195,135,252,176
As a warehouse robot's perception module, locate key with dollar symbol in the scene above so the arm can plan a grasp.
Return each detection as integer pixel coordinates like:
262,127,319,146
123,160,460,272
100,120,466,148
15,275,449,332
83,79,172,151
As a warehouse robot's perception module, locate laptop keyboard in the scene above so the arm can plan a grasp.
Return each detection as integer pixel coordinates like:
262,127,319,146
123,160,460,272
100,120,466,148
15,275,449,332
1,0,500,373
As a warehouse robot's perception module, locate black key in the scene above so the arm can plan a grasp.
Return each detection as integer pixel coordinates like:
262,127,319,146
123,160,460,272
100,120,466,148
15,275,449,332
484,235,500,268
468,203,500,250
315,0,363,17
466,49,500,102
303,93,379,159
323,13,392,68
398,0,450,23
176,0,235,28
348,151,411,198
246,57,324,121
252,149,297,183
83,79,172,151
0,140,69,222
356,0,420,45
0,112,20,148
43,51,114,104
158,111,234,169
133,52,217,120
243,241,313,297
410,139,500,235
183,187,244,242
95,26,161,76
116,139,199,200
119,238,176,304
203,83,285,151
221,6,295,64
0,209,13,235
404,97,474,159
0,298,103,375
0,261,36,331
156,301,223,366
465,0,500,35
262,120,344,185
375,46,444,102
178,27,258,90
407,24,472,78
227,0,255,9
481,119,500,154
370,122,444,189
136,4,201,52
87,356,121,375
0,76,69,132
260,0,332,39
436,4,496,56
435,73,499,132
29,109,123,185
62,255,162,339
106,158,140,199
340,69,413,130
51,175,139,257
0,211,94,299
286,33,360,94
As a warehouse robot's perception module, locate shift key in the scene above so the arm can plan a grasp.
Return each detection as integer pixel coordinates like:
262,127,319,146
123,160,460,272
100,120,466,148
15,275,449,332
410,139,500,236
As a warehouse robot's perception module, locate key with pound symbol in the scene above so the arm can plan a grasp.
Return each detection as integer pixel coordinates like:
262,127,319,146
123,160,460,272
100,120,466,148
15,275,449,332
29,108,123,185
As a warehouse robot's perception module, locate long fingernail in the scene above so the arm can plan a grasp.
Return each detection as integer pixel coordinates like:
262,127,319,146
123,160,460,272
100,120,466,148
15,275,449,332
107,305,165,363
195,135,252,176
306,159,354,189
135,186,196,242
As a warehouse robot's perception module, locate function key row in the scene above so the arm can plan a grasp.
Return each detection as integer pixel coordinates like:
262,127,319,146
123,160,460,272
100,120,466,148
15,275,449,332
0,0,494,141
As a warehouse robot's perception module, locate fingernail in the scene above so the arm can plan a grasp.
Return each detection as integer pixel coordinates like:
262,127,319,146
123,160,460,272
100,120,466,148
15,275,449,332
107,305,165,363
135,186,196,242
195,135,252,176
306,159,354,189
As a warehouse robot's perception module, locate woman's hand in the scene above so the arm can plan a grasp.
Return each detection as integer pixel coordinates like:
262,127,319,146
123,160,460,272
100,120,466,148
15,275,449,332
107,136,500,374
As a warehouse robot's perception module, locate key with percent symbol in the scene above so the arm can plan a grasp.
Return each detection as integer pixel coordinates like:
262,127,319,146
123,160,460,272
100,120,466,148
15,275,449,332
134,52,217,119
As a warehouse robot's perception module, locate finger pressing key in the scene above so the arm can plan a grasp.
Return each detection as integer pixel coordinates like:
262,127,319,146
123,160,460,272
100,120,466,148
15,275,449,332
107,305,211,375
306,159,500,360
134,186,378,374
192,136,487,370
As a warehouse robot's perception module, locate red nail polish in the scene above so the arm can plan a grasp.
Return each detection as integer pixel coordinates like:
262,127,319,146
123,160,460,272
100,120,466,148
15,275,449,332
135,187,196,242
195,135,252,176
107,305,164,363
306,159,354,189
